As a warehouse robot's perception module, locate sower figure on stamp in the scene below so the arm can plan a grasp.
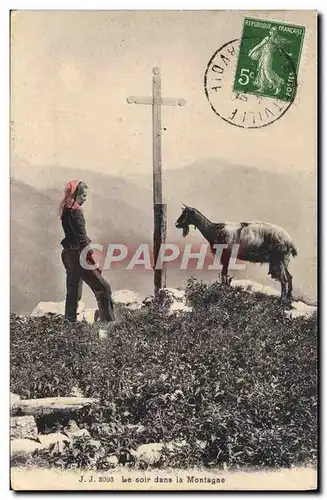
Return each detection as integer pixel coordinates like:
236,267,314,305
248,27,290,96
59,180,115,324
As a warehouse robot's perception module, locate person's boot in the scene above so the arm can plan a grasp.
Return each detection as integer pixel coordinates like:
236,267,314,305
94,309,100,322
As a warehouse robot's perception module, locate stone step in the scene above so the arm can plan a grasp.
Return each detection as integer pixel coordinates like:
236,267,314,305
11,397,98,417
10,416,38,440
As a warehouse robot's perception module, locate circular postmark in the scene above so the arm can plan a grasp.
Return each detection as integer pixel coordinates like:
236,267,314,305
204,39,298,129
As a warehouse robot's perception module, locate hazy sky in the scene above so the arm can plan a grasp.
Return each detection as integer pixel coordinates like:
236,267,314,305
11,10,317,176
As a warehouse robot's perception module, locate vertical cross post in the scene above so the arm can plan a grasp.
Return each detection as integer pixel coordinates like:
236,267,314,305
127,68,185,296
152,67,165,295
152,67,162,205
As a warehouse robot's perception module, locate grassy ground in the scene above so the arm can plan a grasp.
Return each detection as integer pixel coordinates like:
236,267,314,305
10,279,318,471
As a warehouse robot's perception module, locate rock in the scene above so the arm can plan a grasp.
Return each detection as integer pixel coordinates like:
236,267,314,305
142,295,154,307
89,439,102,450
10,438,47,456
98,329,108,339
152,287,192,315
63,420,91,440
291,301,317,315
11,396,98,417
134,441,187,465
231,279,280,297
169,302,193,315
10,393,21,405
31,300,65,316
37,432,71,447
81,308,97,324
112,290,143,310
165,288,186,301
285,310,300,320
134,443,164,464
105,455,119,467
64,420,80,434
285,301,317,320
10,416,38,440
63,420,90,439
284,301,317,320
141,288,191,315
260,285,281,297
31,301,84,317
65,422,91,439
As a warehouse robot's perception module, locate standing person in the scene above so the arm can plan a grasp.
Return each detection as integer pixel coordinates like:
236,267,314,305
59,180,115,324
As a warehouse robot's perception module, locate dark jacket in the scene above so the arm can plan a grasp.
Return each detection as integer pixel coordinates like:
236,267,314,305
61,207,92,252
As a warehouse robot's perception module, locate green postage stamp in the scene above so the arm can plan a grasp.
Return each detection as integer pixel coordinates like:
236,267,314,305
233,18,305,101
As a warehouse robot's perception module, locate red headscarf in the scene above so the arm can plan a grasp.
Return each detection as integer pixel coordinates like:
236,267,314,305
58,180,82,218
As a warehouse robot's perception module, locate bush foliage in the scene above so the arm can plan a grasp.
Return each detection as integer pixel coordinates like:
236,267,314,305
10,279,318,470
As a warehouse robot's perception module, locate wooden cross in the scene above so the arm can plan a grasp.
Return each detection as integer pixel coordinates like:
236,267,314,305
127,67,186,296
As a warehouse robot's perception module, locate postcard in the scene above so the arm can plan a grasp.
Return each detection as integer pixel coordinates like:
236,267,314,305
10,9,317,491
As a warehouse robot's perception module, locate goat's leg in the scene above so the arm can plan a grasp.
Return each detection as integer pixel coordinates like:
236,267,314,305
221,249,231,285
279,265,289,302
280,278,287,301
284,265,293,301
269,259,288,302
221,267,228,285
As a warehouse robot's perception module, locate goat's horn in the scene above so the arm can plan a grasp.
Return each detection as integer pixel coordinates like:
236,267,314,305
182,203,186,207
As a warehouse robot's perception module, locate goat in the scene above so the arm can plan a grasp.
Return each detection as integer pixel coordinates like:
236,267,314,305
175,204,298,301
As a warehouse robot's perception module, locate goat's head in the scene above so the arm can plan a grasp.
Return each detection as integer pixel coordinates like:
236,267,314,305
175,204,196,237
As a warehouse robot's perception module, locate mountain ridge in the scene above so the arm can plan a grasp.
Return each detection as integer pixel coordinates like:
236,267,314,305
10,158,316,312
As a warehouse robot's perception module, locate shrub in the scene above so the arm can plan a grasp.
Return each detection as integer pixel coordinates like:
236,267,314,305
10,278,318,469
